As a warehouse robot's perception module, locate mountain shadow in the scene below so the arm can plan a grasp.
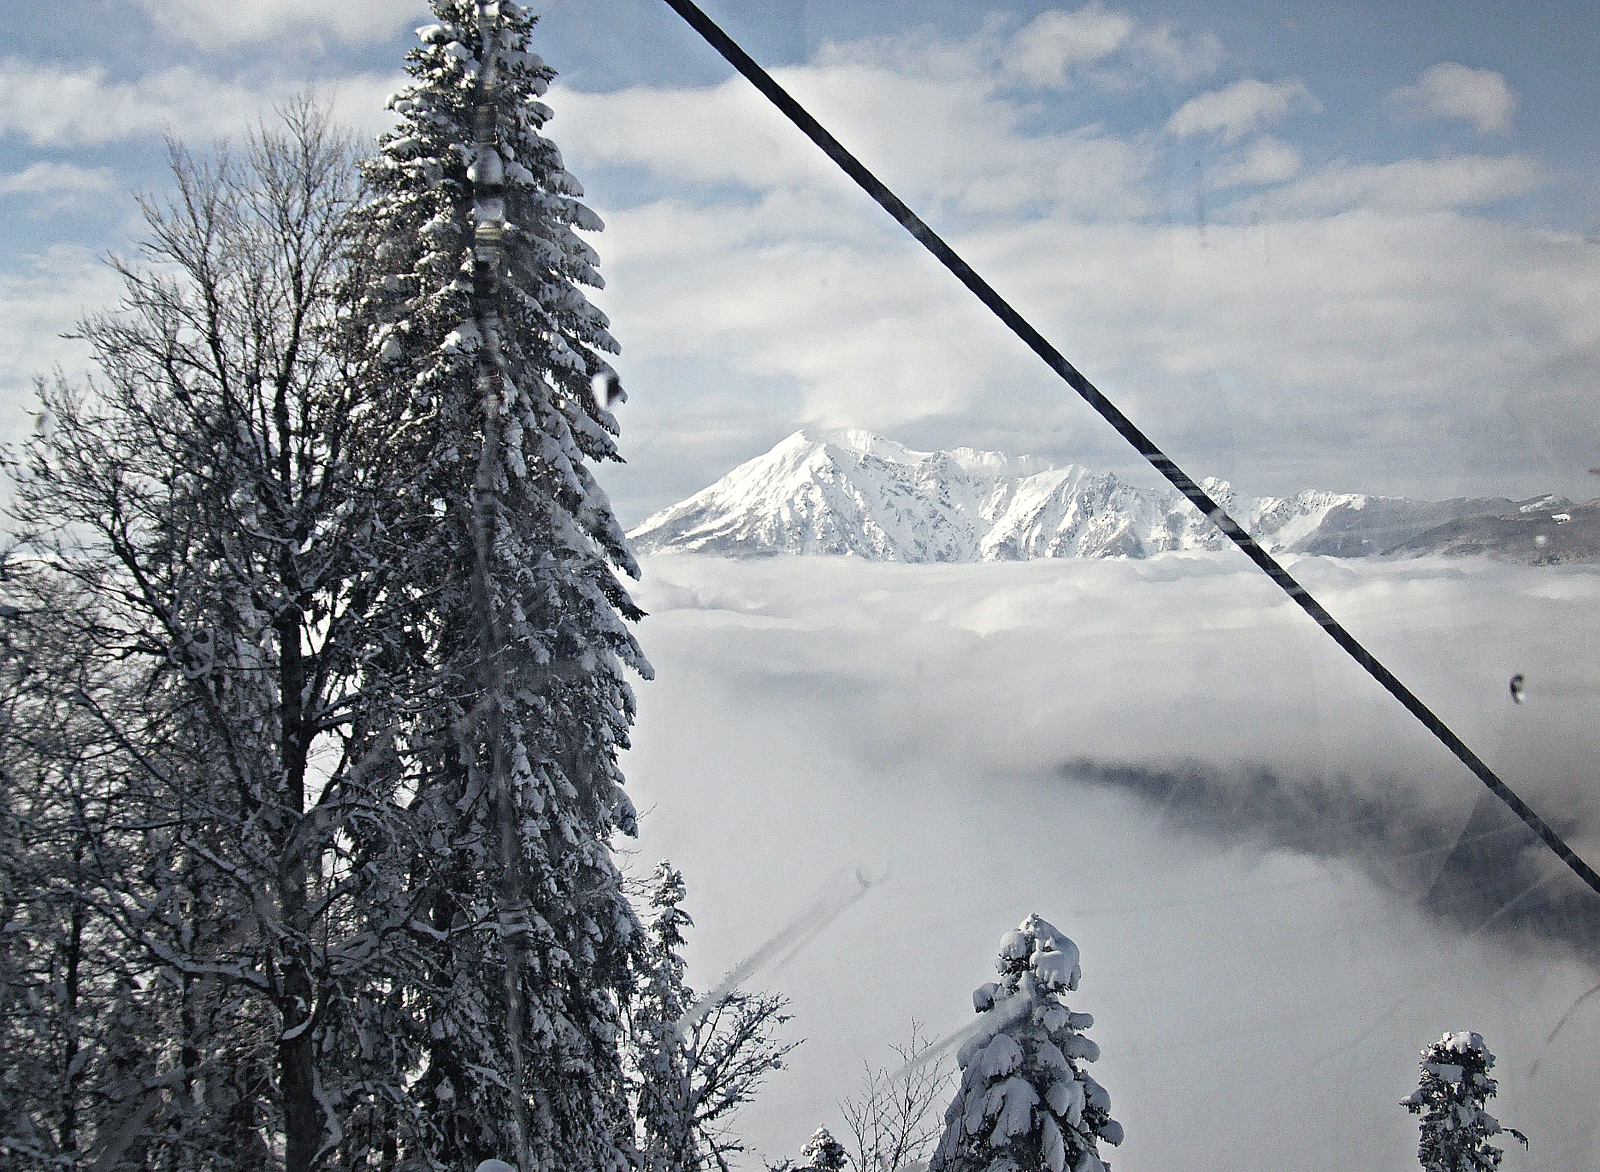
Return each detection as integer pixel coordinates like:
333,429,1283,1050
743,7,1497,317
1063,757,1600,961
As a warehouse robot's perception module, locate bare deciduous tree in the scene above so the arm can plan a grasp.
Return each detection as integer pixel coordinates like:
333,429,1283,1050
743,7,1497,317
6,100,421,1172
840,1024,952,1172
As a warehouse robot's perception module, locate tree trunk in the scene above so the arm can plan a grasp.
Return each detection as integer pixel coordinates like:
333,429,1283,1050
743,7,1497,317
57,896,84,1155
277,602,322,1172
468,8,534,1167
280,959,320,1172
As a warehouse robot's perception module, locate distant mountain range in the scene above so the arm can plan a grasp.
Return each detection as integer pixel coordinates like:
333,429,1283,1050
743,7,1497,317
628,429,1595,563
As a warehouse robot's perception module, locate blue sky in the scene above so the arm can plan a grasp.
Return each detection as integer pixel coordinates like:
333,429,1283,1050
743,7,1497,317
4,0,1599,523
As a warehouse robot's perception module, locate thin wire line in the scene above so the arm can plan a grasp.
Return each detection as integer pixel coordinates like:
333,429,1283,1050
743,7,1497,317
657,0,1600,901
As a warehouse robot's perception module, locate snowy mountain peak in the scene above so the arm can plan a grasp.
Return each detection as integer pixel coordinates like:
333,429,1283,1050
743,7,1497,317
812,428,1047,476
628,431,1551,562
811,427,922,463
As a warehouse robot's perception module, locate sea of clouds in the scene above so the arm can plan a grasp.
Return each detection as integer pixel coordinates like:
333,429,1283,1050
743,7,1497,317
620,551,1600,1172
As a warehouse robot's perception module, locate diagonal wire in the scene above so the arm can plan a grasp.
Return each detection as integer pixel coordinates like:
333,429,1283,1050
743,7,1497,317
657,0,1600,900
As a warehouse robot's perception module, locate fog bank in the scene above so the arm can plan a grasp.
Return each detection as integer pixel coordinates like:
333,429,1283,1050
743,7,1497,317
620,552,1600,1172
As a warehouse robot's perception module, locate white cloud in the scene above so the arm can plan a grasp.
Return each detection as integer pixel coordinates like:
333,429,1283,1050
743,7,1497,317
811,21,996,82
584,183,1599,500
1389,62,1515,133
0,58,407,147
553,64,1153,219
130,0,419,49
0,60,266,145
593,199,1010,429
1002,4,1222,88
579,155,1596,498
811,6,1221,92
1004,5,1137,84
4,8,1589,515
1209,136,1302,188
1167,78,1321,142
549,14,1225,223
624,552,1600,1172
1255,153,1544,215
0,245,126,452
552,77,836,193
1129,21,1225,84
541,15,1590,501
0,161,114,199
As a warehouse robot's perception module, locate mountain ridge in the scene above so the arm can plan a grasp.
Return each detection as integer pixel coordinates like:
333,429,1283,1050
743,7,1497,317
628,429,1581,563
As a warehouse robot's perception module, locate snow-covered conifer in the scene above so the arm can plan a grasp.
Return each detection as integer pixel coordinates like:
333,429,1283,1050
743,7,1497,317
1402,1031,1527,1172
354,3,651,1168
633,863,697,1171
930,915,1122,1172
801,1127,850,1172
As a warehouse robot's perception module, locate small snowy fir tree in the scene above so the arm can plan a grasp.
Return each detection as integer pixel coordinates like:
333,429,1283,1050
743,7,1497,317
354,2,651,1168
800,1127,850,1172
633,863,697,1171
930,915,1122,1172
1402,1031,1527,1172
631,862,796,1172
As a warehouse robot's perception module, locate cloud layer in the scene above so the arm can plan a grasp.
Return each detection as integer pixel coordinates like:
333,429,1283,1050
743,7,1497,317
0,245,126,452
621,552,1600,1172
130,0,419,50
0,161,113,199
2,5,1595,526
0,58,405,147
1166,78,1321,141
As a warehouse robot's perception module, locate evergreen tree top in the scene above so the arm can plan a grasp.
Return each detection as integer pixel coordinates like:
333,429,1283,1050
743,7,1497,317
648,861,693,951
800,1126,849,1172
996,914,1081,992
933,916,1120,1172
1403,1030,1526,1172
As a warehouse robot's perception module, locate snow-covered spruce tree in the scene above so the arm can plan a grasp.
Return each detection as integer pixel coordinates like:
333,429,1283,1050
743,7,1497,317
930,916,1122,1172
799,1127,850,1172
633,862,697,1172
7,104,424,1171
630,862,796,1172
1402,1031,1527,1172
354,3,651,1168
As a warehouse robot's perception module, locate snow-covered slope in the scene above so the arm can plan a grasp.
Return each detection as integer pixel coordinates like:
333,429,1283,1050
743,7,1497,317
627,429,1542,561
